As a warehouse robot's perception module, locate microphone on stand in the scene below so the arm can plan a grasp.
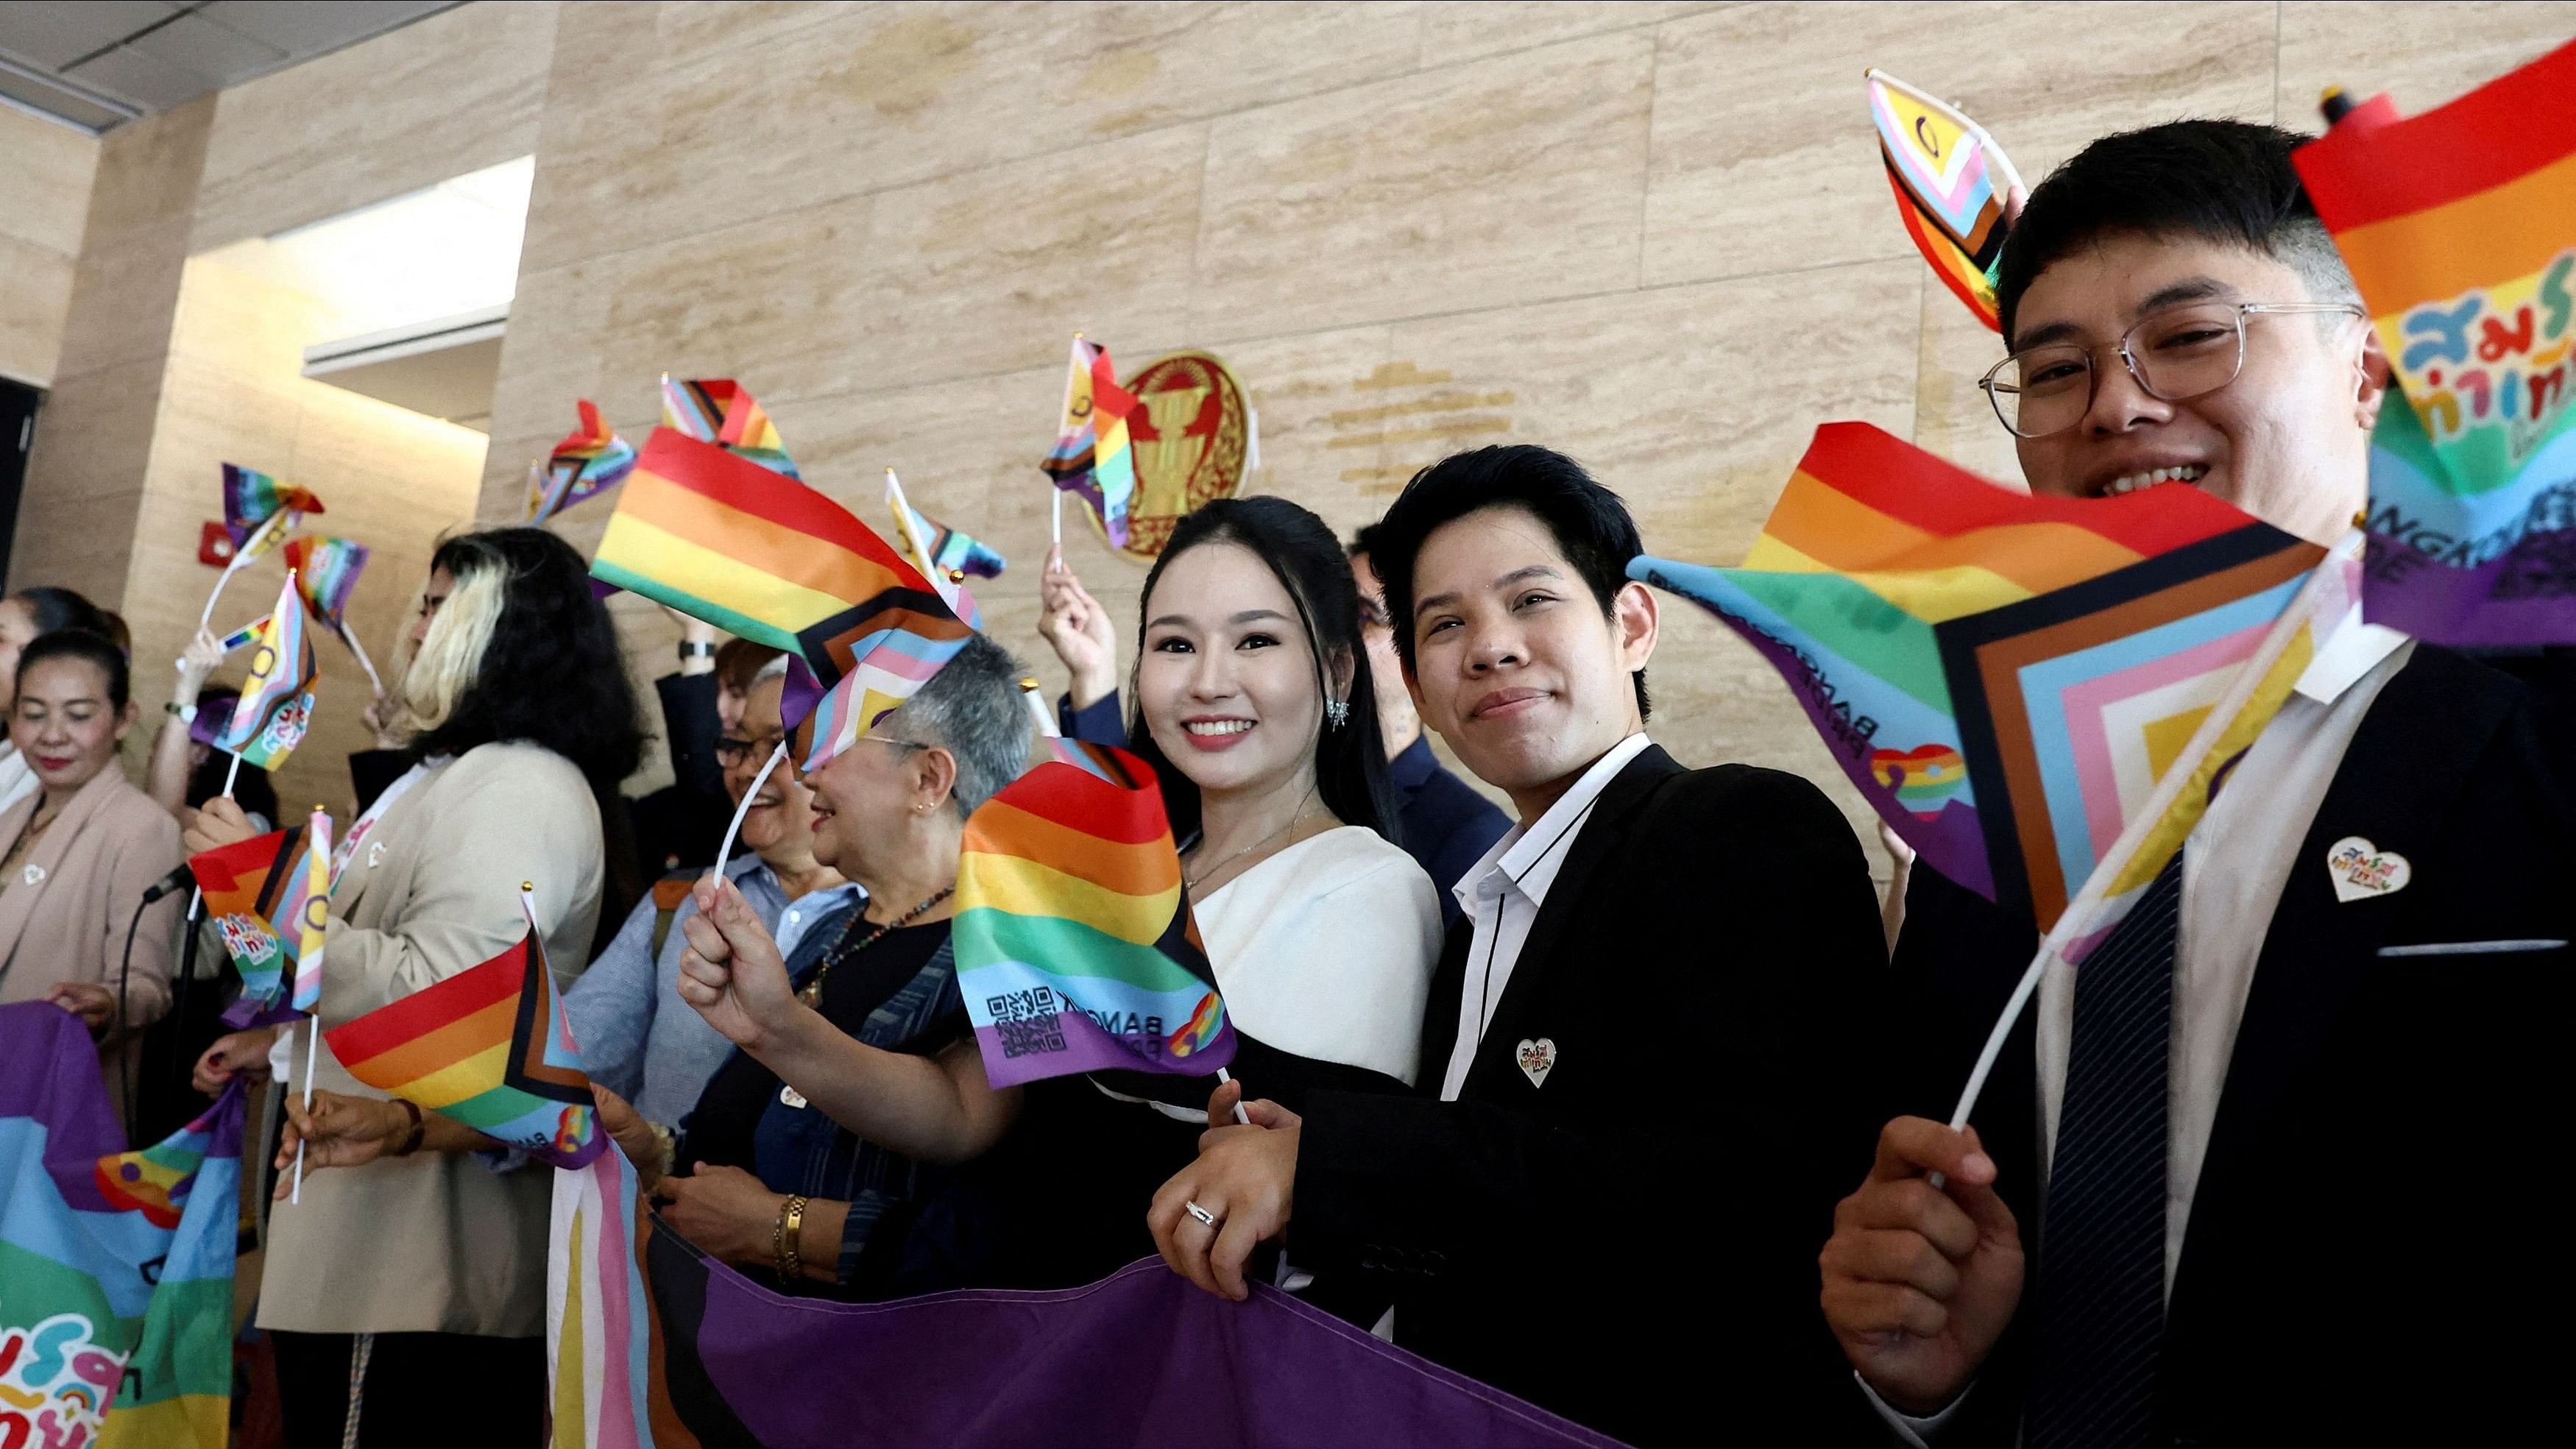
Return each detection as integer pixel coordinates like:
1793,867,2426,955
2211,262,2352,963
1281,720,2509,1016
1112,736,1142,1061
141,864,196,906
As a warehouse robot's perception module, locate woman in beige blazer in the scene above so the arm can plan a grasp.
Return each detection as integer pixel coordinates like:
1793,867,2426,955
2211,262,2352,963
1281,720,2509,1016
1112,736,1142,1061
0,629,183,1129
0,587,125,818
188,528,643,1448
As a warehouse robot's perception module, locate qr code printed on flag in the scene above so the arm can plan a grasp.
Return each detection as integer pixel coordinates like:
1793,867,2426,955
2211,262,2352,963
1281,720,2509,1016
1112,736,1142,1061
987,986,1066,1059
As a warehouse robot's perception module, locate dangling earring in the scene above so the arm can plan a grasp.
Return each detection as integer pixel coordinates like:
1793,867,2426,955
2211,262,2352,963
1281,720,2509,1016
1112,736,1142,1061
1325,698,1351,729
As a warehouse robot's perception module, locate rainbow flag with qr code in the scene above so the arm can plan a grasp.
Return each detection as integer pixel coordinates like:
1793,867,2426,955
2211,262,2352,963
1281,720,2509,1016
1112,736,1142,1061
1867,69,2024,332
2293,39,2576,643
1041,338,1141,547
324,927,605,1169
528,399,640,524
952,741,1234,1088
1632,422,2341,933
0,1003,245,1449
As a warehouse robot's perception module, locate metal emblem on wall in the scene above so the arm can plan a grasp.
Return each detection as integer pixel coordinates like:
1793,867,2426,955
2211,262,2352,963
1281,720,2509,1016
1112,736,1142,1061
1098,350,1252,561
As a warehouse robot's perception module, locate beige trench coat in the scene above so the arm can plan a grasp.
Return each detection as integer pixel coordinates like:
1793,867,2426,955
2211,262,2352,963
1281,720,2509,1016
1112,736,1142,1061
0,765,184,1121
256,742,604,1338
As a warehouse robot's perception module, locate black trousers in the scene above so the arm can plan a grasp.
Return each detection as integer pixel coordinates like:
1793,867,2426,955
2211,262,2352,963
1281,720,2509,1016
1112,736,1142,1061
270,1329,544,1449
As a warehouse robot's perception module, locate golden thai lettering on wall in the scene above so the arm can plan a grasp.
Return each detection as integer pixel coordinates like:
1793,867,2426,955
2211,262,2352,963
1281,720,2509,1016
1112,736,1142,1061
1109,350,1253,561
1329,362,1518,496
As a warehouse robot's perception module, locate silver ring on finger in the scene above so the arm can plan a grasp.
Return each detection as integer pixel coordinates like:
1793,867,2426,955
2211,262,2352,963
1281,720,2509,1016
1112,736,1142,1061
1184,1199,1219,1229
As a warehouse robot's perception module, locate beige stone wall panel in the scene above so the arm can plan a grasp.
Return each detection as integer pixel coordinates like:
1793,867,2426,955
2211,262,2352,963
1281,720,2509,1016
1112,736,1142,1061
2277,2,2576,130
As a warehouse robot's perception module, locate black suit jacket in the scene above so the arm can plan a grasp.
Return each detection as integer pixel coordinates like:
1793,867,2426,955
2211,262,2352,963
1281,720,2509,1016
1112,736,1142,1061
1295,745,1892,1447
1885,645,2575,1447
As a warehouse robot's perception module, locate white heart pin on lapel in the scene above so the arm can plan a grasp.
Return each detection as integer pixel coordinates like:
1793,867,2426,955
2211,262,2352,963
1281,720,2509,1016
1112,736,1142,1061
20,863,43,887
1515,1037,1556,1089
2326,836,2410,903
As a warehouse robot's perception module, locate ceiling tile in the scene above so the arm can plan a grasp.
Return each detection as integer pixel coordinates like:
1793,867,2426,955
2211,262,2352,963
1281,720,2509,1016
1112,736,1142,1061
198,0,453,53
0,1,177,68
129,10,286,85
66,41,212,110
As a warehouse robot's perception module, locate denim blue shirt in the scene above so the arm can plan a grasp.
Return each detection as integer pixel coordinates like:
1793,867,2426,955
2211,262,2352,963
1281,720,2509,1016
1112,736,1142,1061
565,852,863,1124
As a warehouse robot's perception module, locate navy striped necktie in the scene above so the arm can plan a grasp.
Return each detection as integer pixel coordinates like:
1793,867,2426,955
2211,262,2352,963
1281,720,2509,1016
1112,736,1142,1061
2025,851,2185,1449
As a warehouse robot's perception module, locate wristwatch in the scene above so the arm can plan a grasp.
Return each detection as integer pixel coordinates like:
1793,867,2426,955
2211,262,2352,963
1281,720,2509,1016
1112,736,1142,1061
166,701,199,723
678,640,715,663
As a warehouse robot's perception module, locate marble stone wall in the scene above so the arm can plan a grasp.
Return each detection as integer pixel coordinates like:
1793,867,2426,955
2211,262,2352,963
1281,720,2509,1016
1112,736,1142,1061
0,105,96,389
483,1,2576,841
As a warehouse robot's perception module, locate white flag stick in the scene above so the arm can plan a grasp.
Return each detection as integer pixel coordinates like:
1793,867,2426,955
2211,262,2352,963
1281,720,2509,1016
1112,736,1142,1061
714,741,790,868
290,1016,319,1203
1019,679,1059,738
1214,1066,1251,1126
1051,489,1063,548
339,625,385,698
1940,552,2349,1147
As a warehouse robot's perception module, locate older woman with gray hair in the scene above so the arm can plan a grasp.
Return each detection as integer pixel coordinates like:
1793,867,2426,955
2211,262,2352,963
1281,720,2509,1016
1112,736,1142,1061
589,633,1036,1303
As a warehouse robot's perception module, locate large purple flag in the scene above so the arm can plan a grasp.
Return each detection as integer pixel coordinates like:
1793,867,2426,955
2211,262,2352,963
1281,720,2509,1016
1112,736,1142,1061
650,1235,1632,1449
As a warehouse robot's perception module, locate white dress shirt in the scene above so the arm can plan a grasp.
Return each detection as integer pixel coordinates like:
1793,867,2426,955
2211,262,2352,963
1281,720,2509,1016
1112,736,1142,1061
1439,731,1655,1101
1870,611,2414,1444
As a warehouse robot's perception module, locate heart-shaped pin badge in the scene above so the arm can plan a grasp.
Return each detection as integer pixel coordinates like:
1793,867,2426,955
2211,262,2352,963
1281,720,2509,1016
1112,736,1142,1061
1515,1037,1556,1089
2326,836,2410,903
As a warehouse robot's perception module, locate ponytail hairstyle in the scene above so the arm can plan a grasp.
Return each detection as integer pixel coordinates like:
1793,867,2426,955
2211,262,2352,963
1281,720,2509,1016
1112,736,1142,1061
1125,496,1400,848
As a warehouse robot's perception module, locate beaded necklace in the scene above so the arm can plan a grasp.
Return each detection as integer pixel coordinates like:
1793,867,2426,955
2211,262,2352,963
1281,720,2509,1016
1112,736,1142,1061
797,887,954,1007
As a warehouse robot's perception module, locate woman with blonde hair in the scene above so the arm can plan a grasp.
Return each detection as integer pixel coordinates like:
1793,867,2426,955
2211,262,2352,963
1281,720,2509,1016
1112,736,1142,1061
188,527,643,1449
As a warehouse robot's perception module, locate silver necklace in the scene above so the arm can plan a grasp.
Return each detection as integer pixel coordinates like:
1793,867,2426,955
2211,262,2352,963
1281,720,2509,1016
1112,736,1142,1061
1183,792,1315,893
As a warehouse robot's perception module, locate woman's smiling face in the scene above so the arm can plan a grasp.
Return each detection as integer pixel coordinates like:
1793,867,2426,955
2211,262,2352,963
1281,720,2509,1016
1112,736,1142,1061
1136,541,1325,801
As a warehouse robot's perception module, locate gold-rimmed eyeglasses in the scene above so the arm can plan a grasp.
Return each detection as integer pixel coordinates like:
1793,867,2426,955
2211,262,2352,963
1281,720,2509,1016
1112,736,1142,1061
1978,301,2366,439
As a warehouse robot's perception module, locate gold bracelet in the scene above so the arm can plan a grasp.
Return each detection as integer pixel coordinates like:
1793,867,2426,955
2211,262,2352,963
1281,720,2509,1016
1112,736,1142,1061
774,1194,808,1280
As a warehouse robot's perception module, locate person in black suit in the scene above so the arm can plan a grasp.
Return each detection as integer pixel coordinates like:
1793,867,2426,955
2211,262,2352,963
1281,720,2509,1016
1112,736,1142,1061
1817,121,2576,1448
1147,446,1891,1446
1347,523,1512,924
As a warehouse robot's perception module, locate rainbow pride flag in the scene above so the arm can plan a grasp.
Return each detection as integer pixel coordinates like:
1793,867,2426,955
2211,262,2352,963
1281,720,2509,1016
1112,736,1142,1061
1041,338,1141,547
220,463,322,548
188,818,324,1020
662,377,799,479
1867,71,2023,333
952,741,1234,1088
324,926,605,1169
282,536,368,629
1633,422,2335,931
1,1005,245,1449
216,573,317,770
592,425,970,701
2293,39,2576,644
529,400,640,524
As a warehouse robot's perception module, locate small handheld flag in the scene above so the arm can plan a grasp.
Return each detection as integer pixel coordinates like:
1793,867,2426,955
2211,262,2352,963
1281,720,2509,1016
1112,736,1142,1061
885,468,984,631
1630,422,2332,933
952,741,1236,1088
2293,39,2576,644
1041,337,1140,548
216,573,319,770
528,398,640,523
662,376,799,478
283,809,332,1013
281,536,381,693
1866,70,2024,333
324,899,605,1170
188,821,322,1019
222,462,323,547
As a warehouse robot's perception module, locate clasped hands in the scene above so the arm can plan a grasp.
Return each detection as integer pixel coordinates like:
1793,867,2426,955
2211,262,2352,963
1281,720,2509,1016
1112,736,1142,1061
1817,1117,2025,1415
1147,1077,1302,1303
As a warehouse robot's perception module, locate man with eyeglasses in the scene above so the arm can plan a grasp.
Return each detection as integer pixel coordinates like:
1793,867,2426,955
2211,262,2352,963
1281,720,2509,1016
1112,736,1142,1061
1819,121,2572,1447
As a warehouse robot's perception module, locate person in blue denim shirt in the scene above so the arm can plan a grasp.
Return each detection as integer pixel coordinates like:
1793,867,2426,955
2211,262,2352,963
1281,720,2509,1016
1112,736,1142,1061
567,658,857,1124
590,635,1033,1304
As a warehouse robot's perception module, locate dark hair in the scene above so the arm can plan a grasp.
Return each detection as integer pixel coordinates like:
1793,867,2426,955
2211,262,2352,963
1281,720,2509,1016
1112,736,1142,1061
1369,444,1650,720
1996,119,2359,341
15,629,130,711
1348,522,1387,561
714,637,782,695
417,528,645,790
12,587,120,646
188,748,277,820
1126,497,1401,846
